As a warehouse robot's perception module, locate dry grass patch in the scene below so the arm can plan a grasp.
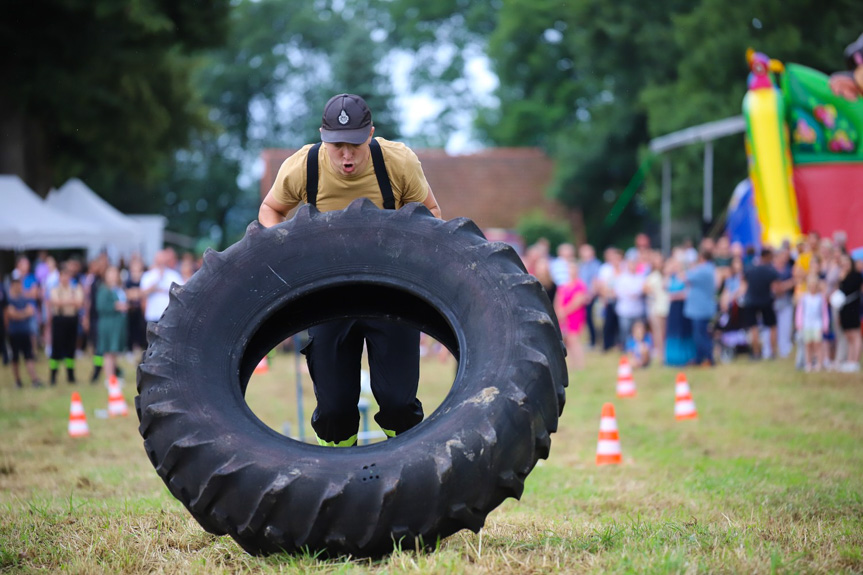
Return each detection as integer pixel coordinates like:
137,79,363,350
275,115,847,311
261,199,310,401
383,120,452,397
0,350,861,573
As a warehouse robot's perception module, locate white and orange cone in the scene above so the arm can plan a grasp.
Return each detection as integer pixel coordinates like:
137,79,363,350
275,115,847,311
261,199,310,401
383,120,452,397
674,372,698,420
253,356,269,375
616,356,636,398
596,402,622,465
107,375,129,417
68,392,90,437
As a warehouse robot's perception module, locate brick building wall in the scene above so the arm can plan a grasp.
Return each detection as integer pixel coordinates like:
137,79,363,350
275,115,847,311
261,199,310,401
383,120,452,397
260,146,570,230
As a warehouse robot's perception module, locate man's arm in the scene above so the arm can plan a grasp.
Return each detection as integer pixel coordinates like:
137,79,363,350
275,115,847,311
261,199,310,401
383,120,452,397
7,303,33,320
422,186,442,219
259,190,298,228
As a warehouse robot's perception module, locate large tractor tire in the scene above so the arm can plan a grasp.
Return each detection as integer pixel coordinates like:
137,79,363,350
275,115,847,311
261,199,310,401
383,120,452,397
136,199,568,557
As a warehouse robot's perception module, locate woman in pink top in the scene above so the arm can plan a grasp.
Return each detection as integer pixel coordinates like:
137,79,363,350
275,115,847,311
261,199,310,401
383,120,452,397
555,261,588,369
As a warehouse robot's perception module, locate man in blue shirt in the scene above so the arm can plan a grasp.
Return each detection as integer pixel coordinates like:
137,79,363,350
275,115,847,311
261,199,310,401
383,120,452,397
5,279,44,388
578,244,602,348
684,248,718,366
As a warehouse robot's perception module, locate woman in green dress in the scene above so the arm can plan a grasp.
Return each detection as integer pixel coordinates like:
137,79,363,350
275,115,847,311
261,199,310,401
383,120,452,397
96,266,128,384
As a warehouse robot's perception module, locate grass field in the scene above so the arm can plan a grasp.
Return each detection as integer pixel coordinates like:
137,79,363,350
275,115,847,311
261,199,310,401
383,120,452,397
1,345,862,574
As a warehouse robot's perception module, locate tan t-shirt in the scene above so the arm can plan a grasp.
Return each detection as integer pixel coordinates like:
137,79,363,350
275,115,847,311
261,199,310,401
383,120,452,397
269,138,429,213
50,283,83,317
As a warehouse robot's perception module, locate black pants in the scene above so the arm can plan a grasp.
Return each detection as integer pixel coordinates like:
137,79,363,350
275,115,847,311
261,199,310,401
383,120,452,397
602,301,619,351
585,296,597,347
302,319,423,443
51,315,78,361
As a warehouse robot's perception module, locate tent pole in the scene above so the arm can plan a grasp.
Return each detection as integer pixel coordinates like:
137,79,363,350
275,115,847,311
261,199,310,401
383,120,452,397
662,156,672,256
703,140,714,225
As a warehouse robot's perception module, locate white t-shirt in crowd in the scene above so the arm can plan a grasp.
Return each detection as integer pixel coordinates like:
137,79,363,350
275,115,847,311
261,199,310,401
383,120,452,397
140,266,183,322
614,271,646,319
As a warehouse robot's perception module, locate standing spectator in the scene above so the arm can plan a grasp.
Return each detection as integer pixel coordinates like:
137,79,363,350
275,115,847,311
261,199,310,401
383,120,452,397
730,241,745,265
140,249,183,325
40,255,59,356
720,257,746,313
577,244,601,349
833,230,848,255
614,252,646,345
4,279,43,388
796,273,829,372
684,248,718,366
96,266,128,383
597,248,622,351
533,254,557,304
633,233,652,273
625,320,653,368
523,239,551,278
550,243,576,287
773,249,796,358
125,257,148,358
665,257,695,366
34,251,51,286
12,256,40,355
681,238,698,266
644,250,669,361
554,261,587,370
836,254,862,372
48,264,84,385
714,236,733,269
742,248,780,360
179,253,197,284
821,240,844,366
82,254,108,382
0,281,8,366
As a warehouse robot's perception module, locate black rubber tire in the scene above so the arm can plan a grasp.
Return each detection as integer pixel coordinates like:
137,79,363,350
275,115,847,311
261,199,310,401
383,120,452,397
136,199,568,557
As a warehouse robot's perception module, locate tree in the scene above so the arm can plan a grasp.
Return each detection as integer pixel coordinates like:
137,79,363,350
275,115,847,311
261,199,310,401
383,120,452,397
477,0,690,247
154,0,405,247
642,0,863,230
0,0,231,197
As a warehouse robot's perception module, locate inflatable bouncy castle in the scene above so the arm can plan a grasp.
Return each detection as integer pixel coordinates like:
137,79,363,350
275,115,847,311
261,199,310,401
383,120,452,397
737,36,863,251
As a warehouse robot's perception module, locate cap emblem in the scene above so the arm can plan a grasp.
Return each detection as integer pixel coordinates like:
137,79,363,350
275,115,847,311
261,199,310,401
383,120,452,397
338,110,350,125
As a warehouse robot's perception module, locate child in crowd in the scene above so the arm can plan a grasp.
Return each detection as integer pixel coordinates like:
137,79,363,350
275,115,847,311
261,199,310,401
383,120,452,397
796,273,829,372
4,279,44,388
625,319,653,368
554,261,587,369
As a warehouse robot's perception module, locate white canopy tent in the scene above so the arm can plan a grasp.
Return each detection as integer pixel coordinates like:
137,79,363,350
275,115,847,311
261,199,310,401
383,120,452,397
0,175,105,250
46,178,145,263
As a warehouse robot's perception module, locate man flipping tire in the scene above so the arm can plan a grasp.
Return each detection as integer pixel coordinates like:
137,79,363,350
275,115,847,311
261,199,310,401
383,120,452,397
258,93,443,447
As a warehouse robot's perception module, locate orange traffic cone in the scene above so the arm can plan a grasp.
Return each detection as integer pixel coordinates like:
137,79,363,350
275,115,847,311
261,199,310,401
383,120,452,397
674,372,698,420
253,356,269,375
68,392,89,437
107,375,129,417
596,402,622,465
616,356,636,398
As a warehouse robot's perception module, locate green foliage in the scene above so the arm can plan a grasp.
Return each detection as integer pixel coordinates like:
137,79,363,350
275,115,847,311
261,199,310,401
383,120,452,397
399,0,863,246
153,0,405,247
641,0,863,224
1,0,231,191
480,0,689,246
516,210,573,253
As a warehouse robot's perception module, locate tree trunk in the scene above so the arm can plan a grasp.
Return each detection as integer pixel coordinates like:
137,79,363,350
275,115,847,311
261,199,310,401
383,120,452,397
0,97,53,198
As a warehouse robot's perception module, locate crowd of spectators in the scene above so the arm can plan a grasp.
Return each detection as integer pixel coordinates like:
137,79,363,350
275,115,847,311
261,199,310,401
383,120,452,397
5,230,862,388
524,231,863,373
1,248,198,388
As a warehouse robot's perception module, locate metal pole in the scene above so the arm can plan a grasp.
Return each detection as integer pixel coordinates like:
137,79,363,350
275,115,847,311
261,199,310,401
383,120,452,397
703,140,714,225
294,333,306,442
662,156,672,256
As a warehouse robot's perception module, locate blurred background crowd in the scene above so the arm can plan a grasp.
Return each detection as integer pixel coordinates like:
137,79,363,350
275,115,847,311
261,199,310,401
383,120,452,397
1,249,199,389
4,226,863,390
525,231,863,374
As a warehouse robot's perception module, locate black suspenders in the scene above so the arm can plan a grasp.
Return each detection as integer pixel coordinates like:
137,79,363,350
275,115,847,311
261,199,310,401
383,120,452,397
305,139,395,210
